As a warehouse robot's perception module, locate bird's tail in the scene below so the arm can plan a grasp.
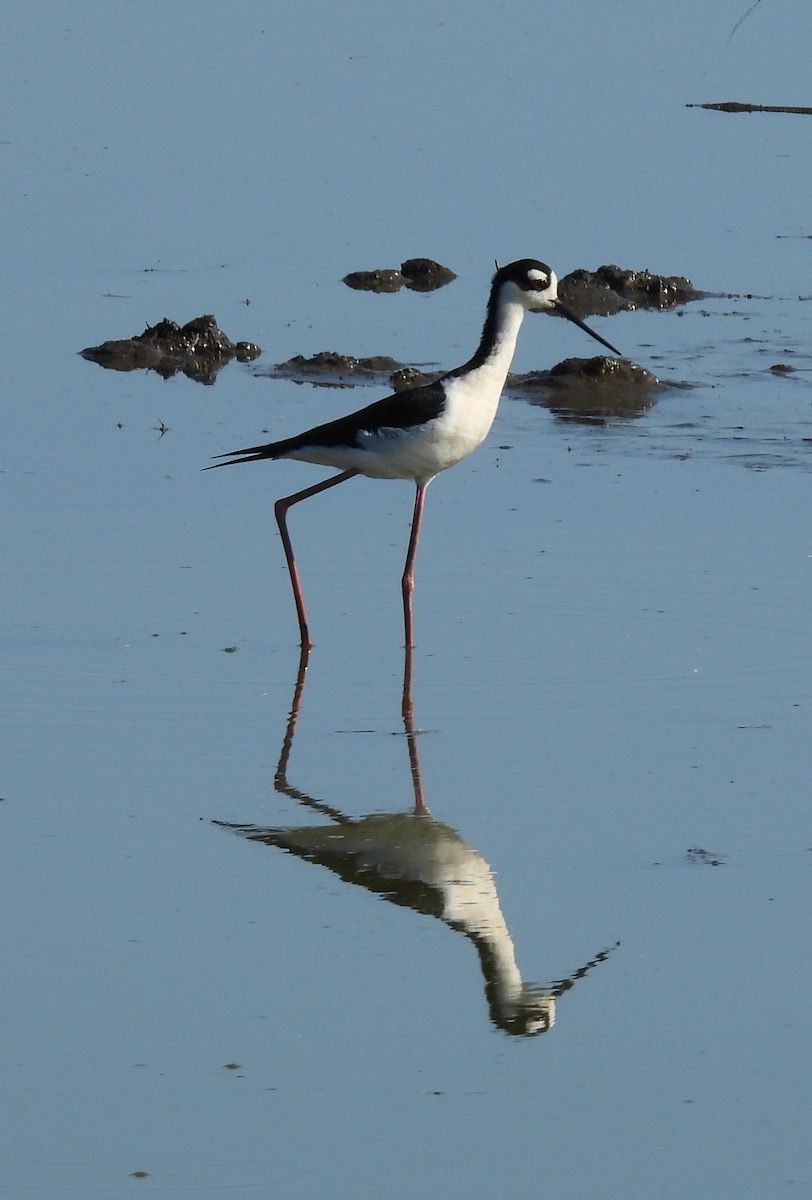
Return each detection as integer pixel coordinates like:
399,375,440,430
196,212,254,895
203,441,283,470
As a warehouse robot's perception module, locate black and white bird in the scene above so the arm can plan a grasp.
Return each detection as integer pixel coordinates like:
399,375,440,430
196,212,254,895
210,258,621,648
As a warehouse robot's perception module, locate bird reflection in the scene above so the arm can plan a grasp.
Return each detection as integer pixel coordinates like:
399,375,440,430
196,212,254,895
214,648,617,1037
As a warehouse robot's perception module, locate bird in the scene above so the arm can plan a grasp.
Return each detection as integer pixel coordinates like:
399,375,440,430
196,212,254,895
209,258,621,648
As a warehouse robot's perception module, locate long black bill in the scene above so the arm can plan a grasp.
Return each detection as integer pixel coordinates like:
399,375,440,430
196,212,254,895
552,299,622,356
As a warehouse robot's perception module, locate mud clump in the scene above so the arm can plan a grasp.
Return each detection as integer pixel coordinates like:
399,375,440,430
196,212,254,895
343,258,456,293
545,357,659,386
342,269,406,293
81,316,261,384
265,352,441,392
273,350,404,385
559,266,701,318
399,258,457,291
510,356,663,422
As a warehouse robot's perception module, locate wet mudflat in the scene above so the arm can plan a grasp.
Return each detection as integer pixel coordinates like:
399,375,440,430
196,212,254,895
2,3,812,1198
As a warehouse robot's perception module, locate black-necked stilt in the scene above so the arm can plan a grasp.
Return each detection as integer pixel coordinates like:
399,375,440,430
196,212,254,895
210,258,621,647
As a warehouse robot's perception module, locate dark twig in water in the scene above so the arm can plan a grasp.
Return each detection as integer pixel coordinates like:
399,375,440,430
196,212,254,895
686,101,812,115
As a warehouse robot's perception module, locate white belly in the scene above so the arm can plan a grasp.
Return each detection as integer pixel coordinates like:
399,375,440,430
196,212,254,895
286,359,511,485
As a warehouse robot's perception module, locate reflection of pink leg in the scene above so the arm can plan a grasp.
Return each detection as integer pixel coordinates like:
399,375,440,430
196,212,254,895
401,484,427,649
274,469,359,648
401,643,427,810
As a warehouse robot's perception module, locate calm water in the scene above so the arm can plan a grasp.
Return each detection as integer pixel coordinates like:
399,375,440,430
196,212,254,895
2,2,811,1197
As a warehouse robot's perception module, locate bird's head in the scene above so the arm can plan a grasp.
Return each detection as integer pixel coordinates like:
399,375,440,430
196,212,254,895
494,258,622,355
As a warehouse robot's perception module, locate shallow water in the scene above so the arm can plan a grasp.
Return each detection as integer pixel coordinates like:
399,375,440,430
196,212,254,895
2,2,811,1197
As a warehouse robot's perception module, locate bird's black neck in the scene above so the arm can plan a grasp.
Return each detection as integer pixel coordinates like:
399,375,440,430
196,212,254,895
446,280,522,379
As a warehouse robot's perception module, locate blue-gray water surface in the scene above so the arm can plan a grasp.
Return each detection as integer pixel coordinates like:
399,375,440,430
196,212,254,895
2,2,811,1197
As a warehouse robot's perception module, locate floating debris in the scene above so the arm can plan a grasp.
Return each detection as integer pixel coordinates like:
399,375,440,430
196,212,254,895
686,101,812,116
685,846,727,867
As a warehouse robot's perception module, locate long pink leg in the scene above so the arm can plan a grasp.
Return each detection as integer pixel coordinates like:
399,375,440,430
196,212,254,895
401,483,427,649
275,469,359,648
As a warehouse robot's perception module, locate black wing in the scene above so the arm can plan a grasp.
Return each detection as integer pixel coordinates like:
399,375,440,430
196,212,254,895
208,380,447,468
